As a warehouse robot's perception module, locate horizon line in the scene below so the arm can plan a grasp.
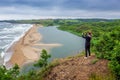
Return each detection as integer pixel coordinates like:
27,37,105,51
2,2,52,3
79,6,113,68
0,17,119,21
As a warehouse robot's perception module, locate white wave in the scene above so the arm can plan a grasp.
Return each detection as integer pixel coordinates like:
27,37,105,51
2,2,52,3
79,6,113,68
0,36,12,39
0,44,9,50
0,23,33,66
0,24,31,34
1,52,4,58
2,24,33,66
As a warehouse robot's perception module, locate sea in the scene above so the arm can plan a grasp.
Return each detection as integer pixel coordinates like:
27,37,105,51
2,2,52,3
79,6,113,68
0,22,32,66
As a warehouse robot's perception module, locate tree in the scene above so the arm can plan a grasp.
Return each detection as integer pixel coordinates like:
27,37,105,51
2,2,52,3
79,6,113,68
34,49,51,67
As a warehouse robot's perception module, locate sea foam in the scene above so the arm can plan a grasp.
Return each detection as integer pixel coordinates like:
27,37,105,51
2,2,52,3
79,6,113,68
0,23,33,66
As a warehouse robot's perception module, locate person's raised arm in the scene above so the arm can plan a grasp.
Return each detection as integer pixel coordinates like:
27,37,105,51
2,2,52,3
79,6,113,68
82,33,86,38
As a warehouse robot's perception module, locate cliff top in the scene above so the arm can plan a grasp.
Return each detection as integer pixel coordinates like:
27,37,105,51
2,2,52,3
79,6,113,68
45,55,111,80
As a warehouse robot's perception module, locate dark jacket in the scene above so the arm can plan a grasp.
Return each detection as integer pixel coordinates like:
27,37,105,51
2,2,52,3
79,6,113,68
82,34,91,47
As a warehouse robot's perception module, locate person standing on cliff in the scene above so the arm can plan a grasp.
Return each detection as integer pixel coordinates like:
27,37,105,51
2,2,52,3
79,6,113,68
82,31,92,58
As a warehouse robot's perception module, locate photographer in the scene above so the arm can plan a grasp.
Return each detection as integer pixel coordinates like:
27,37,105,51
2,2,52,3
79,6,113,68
82,32,92,58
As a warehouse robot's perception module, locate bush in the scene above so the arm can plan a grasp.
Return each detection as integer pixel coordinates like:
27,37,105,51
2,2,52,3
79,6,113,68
34,49,51,68
0,64,19,80
109,43,120,80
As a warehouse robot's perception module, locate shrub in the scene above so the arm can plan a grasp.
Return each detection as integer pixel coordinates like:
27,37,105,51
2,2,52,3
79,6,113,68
34,49,51,67
109,43,120,80
0,64,20,80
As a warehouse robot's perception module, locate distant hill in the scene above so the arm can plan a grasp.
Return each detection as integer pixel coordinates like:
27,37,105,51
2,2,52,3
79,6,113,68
0,18,115,24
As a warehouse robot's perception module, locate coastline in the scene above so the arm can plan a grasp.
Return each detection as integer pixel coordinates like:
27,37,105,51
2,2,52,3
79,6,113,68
5,24,61,68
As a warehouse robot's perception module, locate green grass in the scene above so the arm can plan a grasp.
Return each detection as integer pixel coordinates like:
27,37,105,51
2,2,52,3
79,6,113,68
91,59,99,64
89,72,115,80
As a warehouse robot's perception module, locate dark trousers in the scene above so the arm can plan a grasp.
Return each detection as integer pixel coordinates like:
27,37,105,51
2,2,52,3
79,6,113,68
85,45,90,57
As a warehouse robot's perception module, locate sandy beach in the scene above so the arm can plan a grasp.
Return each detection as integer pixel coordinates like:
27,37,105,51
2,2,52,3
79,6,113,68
5,24,61,68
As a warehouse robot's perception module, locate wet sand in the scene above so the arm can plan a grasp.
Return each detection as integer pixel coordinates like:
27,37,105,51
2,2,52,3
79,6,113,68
5,24,61,68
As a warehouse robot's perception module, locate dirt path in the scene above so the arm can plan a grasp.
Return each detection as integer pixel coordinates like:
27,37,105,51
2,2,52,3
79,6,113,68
45,55,109,80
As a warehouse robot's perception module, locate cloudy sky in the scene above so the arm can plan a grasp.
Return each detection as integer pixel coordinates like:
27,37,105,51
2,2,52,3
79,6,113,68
0,0,120,20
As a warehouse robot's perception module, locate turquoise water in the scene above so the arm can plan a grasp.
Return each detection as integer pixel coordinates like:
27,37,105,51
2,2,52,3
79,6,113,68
38,26,85,61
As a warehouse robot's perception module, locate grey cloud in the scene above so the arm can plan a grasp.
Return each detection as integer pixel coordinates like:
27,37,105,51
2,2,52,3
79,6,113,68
62,0,120,11
0,0,61,9
1,0,120,11
0,0,120,20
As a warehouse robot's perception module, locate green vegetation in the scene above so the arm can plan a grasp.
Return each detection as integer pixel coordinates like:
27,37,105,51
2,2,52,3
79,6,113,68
0,64,19,80
109,43,120,80
53,19,120,80
0,49,53,80
91,59,98,64
17,49,51,80
34,49,51,67
0,19,55,26
0,19,120,80
17,50,60,80
89,72,115,80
